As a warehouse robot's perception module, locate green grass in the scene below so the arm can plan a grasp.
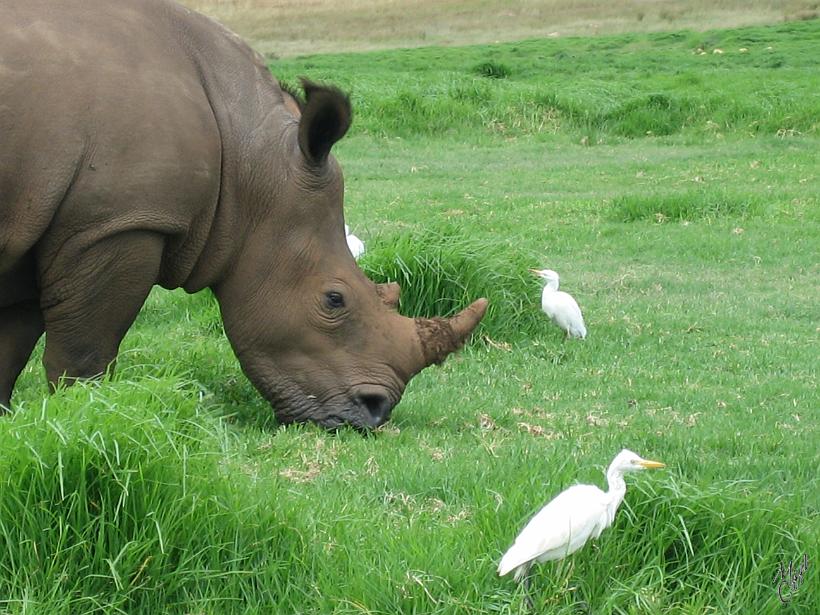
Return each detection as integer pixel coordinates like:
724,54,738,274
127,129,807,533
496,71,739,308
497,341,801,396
273,20,819,140
610,189,768,222
358,227,541,339
3,20,819,614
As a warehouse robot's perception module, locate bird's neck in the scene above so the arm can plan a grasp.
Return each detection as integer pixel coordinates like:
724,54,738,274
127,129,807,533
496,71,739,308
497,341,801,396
605,468,627,522
543,280,559,292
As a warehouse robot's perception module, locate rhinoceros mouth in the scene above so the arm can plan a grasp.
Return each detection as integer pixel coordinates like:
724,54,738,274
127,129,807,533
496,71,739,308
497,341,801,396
255,373,400,431
302,385,399,431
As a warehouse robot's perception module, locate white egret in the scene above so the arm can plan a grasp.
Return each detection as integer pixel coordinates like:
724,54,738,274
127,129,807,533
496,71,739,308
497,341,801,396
498,449,665,587
345,224,365,259
530,268,586,339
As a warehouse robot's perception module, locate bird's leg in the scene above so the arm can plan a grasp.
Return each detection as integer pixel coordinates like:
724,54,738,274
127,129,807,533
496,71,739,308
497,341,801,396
523,574,535,611
557,559,575,594
557,560,589,613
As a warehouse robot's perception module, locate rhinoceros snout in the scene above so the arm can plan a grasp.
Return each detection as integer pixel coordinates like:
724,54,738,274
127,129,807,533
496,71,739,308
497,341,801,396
352,386,395,428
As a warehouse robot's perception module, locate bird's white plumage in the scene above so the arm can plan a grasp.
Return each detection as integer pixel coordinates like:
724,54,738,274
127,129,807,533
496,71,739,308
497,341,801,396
498,484,608,580
531,269,586,338
497,449,664,582
345,224,365,259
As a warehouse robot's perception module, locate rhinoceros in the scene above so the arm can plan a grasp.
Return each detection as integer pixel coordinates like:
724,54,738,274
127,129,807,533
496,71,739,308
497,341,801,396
0,0,487,429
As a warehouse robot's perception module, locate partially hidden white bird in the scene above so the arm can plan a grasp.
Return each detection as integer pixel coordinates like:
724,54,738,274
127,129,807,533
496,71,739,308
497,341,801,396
498,449,665,585
530,268,586,339
345,224,365,260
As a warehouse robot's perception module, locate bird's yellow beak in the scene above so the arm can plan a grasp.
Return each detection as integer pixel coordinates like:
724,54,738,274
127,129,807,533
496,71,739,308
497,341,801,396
528,268,541,276
638,459,665,469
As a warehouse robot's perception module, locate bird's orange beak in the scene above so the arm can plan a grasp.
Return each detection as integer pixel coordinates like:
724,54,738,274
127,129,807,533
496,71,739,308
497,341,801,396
638,459,665,469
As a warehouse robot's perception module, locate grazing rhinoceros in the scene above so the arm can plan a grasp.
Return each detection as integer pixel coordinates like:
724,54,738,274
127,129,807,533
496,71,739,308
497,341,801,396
0,0,487,429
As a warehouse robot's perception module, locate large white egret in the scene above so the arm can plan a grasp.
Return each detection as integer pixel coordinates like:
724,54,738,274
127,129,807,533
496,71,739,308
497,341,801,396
530,268,586,339
345,224,365,259
498,449,665,588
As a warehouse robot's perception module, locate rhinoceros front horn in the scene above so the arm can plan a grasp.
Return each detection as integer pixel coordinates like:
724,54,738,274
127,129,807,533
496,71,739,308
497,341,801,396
415,298,489,368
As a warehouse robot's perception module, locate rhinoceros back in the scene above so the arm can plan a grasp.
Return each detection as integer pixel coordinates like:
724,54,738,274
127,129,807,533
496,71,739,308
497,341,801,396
0,0,229,289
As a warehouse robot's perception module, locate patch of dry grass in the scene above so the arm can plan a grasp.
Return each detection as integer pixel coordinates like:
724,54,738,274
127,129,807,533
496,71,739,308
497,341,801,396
180,0,818,56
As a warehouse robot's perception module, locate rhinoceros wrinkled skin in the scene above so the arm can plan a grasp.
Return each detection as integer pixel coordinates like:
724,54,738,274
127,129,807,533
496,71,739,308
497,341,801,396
0,0,487,429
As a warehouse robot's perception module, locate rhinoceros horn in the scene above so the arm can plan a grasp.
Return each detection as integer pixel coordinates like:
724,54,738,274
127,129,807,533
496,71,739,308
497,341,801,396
414,298,489,369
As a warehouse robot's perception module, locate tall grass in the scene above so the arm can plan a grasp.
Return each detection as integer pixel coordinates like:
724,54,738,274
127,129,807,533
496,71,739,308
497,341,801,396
0,379,308,613
359,227,543,340
502,476,815,612
611,189,768,222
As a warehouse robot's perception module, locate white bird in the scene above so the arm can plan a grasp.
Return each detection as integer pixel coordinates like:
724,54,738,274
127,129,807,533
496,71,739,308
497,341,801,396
530,268,586,338
345,224,365,259
498,449,665,585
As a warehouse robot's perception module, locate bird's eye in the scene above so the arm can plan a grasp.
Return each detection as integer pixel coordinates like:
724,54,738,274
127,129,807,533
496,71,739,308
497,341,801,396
325,291,345,310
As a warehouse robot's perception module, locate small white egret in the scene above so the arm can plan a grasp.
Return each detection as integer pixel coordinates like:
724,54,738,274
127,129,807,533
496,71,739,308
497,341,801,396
530,268,586,339
345,224,365,259
498,449,665,588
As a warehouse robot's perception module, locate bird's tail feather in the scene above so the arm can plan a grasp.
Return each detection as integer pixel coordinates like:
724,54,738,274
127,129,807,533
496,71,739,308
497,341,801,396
513,561,532,583
570,323,587,338
499,550,532,581
497,551,517,577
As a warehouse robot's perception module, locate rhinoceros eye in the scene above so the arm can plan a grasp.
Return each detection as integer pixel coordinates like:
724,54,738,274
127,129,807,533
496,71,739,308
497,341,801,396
324,291,345,310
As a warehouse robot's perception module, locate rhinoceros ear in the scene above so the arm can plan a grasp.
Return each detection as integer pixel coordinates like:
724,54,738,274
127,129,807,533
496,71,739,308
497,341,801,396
298,78,352,166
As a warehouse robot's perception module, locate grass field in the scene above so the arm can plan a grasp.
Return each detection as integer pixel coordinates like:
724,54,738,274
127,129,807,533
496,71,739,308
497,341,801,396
181,0,820,56
2,14,819,615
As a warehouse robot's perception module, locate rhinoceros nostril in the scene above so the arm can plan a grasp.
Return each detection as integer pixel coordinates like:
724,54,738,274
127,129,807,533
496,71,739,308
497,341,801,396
355,392,392,426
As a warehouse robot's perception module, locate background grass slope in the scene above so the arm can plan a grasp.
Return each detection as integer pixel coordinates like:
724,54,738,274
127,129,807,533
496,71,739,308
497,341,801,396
3,19,818,615
270,20,819,140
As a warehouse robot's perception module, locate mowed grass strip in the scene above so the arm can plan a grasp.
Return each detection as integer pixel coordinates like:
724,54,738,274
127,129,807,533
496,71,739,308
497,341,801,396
3,20,818,614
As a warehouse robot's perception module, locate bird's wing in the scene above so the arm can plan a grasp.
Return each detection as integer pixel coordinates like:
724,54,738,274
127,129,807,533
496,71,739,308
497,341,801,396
498,485,606,576
555,292,584,321
541,291,583,320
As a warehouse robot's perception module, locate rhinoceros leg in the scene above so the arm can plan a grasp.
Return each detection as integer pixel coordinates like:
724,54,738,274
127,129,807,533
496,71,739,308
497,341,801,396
0,256,44,411
0,300,44,412
39,231,164,391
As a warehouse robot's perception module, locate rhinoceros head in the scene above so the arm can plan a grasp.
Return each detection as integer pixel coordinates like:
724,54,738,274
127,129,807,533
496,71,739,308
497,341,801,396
212,80,487,430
